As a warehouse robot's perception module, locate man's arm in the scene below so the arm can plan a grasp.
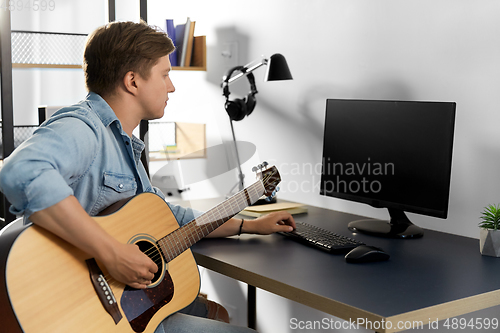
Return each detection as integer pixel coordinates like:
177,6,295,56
206,211,296,238
0,115,98,217
30,195,157,289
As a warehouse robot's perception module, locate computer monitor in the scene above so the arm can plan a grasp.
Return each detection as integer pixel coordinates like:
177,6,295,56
320,99,456,238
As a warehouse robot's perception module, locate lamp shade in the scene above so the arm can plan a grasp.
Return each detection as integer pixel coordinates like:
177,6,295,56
264,53,293,81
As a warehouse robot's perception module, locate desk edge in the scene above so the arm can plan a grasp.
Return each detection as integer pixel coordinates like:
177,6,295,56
193,252,384,329
194,252,500,333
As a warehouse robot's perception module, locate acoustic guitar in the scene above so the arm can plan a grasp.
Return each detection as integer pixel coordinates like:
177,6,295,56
0,164,281,333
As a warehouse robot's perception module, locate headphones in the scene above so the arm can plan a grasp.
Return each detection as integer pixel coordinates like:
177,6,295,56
222,66,258,121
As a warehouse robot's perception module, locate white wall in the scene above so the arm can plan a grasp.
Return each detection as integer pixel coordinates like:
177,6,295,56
9,0,500,332
146,0,500,240
146,1,500,332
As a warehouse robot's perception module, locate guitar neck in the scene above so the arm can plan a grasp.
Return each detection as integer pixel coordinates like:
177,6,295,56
157,180,265,262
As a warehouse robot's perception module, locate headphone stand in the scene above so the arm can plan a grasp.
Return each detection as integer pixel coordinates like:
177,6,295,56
225,119,245,198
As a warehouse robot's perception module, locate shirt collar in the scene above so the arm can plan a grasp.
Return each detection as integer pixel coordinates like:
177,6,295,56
86,92,145,158
131,137,145,164
86,92,118,128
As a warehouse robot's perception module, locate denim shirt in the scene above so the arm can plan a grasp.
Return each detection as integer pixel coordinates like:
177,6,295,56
0,92,198,226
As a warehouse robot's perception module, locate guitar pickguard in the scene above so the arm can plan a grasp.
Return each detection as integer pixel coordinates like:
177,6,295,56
121,270,174,333
120,234,173,333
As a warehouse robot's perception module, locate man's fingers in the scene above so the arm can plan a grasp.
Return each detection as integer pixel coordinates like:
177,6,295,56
272,211,297,229
129,282,148,289
149,261,159,273
276,224,294,232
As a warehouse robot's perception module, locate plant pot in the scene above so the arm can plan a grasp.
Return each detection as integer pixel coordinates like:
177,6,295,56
479,228,500,257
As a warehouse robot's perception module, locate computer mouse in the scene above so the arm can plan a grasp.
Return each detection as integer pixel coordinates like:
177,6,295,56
344,245,390,263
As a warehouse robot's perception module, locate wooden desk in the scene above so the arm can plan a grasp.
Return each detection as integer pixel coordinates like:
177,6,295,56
189,201,500,333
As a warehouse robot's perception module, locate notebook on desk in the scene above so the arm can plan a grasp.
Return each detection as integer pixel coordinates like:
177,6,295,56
239,202,308,218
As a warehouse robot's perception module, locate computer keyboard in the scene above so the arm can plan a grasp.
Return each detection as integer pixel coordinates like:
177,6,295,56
278,221,365,254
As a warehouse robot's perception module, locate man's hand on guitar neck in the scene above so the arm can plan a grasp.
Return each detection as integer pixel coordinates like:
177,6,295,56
29,195,157,289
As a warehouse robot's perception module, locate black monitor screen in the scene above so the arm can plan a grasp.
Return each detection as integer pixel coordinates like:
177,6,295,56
320,99,456,238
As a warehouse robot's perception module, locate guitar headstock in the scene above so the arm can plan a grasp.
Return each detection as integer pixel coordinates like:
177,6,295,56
253,162,281,197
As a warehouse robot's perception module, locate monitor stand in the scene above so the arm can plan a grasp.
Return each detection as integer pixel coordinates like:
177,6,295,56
347,208,424,239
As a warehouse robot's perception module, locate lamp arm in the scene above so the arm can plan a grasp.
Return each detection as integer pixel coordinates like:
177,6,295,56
227,58,269,85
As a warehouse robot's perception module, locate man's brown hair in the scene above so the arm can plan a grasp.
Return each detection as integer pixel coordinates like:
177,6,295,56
83,20,175,97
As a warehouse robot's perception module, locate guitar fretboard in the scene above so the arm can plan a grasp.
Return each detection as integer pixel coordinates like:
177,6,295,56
157,180,265,263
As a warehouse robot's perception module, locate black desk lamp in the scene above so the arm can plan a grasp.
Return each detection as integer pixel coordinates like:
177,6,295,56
221,53,292,196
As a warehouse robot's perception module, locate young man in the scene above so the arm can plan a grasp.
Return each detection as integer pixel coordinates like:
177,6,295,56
0,21,295,332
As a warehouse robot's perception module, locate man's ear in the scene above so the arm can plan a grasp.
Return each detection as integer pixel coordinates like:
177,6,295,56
122,71,138,95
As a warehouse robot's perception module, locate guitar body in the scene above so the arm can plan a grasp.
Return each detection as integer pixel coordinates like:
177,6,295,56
0,193,200,333
0,164,282,333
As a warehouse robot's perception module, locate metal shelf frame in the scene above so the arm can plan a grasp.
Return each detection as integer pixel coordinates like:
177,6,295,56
0,2,116,225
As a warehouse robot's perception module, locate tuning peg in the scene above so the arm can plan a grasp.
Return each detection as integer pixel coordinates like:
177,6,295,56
264,192,273,201
265,187,279,202
257,164,263,170
262,161,268,167
270,187,280,197
252,166,258,172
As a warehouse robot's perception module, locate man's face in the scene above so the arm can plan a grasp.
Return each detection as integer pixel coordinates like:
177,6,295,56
136,55,175,120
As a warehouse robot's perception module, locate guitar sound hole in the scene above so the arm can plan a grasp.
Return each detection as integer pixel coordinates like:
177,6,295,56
135,240,163,284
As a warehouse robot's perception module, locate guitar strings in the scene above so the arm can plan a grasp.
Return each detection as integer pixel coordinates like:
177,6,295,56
99,204,227,288
142,173,272,262
104,170,274,282
101,190,252,285
140,186,253,261
100,170,276,287
101,171,275,286
140,174,270,262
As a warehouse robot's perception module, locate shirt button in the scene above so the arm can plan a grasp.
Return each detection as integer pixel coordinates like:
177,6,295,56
118,184,124,189
125,141,130,145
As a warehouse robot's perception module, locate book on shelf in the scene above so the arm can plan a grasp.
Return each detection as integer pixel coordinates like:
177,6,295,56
165,19,177,67
179,17,192,67
183,20,196,66
174,21,186,66
166,17,204,69
191,36,206,68
239,202,308,218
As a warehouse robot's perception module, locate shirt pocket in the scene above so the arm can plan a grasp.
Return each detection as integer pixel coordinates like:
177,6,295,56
103,172,137,193
95,172,137,213
90,172,138,216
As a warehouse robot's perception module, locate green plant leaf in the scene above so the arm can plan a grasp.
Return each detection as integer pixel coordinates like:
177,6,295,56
479,204,500,230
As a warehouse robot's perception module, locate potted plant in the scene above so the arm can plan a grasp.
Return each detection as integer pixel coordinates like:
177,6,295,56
479,204,500,257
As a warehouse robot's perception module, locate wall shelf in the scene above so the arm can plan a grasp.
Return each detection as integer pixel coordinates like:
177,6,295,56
173,66,205,71
12,64,81,69
11,34,206,72
179,35,207,71
13,65,206,70
11,30,88,69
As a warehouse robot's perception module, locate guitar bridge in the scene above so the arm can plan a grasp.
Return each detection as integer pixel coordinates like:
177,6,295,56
86,258,122,324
